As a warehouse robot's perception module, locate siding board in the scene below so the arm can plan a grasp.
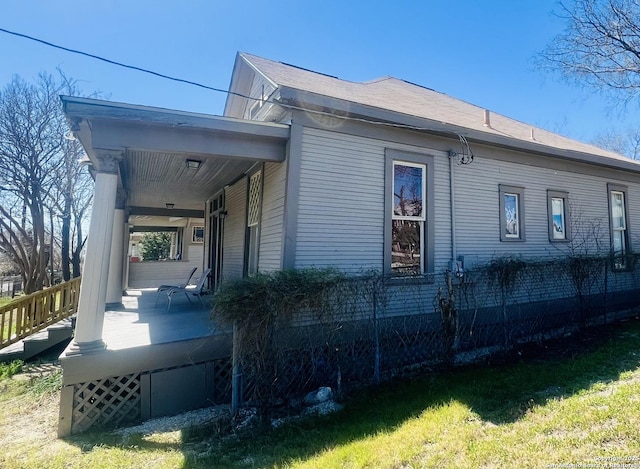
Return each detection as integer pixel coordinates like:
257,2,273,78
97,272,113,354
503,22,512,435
222,178,247,281
294,125,640,280
259,162,286,271
295,127,451,273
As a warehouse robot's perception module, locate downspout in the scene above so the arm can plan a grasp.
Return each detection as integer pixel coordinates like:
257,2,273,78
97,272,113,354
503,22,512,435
449,152,457,272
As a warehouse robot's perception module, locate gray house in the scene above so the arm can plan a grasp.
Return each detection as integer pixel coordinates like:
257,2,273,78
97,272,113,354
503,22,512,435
58,52,640,435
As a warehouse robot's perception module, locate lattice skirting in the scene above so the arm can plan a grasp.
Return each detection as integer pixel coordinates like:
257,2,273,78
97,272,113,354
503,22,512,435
211,357,233,403
71,373,141,434
65,357,234,435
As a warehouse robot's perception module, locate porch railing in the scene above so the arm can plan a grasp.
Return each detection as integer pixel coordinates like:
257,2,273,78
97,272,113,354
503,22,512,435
0,277,81,349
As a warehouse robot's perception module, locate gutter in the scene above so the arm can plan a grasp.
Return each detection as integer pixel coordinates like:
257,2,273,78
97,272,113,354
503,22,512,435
276,88,640,175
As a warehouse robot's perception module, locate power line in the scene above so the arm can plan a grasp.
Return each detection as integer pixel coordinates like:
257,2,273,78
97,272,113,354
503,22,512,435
0,26,256,101
0,26,477,154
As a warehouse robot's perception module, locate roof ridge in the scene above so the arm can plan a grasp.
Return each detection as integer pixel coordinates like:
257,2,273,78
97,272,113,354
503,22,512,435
238,52,632,163
279,61,340,80
241,52,367,85
363,76,394,84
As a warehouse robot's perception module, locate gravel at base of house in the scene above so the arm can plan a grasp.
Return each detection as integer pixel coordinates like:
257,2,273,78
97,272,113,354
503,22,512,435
113,405,230,438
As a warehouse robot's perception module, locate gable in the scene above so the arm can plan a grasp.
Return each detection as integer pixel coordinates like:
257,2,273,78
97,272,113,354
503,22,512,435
224,53,277,120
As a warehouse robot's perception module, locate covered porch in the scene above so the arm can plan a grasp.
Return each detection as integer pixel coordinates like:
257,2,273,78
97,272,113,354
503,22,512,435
58,288,233,435
58,97,290,435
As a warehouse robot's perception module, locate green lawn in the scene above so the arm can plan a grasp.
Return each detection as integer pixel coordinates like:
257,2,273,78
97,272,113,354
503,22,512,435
0,317,639,468
0,296,13,307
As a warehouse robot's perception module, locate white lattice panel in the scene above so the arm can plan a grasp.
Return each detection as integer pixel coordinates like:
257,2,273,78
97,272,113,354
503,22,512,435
248,171,262,227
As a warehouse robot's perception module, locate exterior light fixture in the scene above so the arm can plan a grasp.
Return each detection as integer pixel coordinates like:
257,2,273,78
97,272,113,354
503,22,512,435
186,159,202,169
166,203,175,209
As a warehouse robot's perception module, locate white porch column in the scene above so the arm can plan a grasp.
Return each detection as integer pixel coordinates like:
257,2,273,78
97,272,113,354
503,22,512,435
106,189,126,305
68,150,123,354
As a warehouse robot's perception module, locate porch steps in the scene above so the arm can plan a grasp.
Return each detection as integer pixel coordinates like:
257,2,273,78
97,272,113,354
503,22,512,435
0,317,75,363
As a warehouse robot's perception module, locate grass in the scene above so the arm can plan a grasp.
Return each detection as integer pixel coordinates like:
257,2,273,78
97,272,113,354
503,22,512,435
0,318,639,468
1,295,24,341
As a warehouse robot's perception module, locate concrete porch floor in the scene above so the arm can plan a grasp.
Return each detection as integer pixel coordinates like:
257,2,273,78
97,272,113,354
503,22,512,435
59,288,233,386
101,288,224,350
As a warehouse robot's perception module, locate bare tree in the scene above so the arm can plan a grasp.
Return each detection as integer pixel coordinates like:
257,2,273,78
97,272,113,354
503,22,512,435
539,0,640,104
48,137,93,281
0,73,92,292
592,127,640,159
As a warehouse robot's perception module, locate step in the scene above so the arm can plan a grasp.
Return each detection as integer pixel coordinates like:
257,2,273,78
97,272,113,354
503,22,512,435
0,317,75,363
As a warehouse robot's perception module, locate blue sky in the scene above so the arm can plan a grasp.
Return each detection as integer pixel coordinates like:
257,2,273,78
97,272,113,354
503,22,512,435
1,0,637,146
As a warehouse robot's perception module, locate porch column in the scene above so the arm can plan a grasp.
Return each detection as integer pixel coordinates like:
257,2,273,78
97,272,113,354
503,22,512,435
68,150,123,354
106,189,126,305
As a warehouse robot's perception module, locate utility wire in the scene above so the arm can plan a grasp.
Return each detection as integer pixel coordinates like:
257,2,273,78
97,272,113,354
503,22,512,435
0,25,477,157
0,26,256,101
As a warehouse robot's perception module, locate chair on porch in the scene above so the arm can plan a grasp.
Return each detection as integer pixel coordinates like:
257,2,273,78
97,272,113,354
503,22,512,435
155,267,198,307
163,268,212,311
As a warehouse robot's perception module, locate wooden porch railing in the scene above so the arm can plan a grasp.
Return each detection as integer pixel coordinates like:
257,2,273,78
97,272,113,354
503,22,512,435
0,277,81,349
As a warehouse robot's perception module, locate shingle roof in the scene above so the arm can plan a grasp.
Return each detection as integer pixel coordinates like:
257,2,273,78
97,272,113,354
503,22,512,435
241,52,635,164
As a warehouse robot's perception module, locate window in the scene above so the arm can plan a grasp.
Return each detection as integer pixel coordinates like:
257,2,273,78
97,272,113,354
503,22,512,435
547,190,570,242
608,183,631,270
245,169,263,276
384,149,434,276
192,226,204,243
499,185,525,242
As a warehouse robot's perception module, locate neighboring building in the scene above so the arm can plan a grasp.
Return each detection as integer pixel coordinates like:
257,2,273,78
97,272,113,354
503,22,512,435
57,52,640,435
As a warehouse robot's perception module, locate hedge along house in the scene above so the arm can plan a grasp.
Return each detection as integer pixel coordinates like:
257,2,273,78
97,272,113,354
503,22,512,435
58,52,640,436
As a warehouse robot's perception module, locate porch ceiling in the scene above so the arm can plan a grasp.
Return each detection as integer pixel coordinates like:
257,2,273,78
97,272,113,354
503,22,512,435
61,96,290,212
122,149,255,211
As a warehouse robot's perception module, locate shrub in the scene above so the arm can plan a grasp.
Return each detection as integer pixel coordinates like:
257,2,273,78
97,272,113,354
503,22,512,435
211,268,346,423
138,232,172,261
212,268,346,327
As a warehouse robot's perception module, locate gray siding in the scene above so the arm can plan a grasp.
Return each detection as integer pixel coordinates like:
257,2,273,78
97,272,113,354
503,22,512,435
295,127,451,273
259,162,286,271
294,125,640,280
222,178,247,282
452,156,637,267
186,244,204,265
128,260,202,289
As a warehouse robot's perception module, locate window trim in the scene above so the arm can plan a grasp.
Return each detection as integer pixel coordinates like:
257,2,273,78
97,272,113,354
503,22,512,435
547,190,571,243
384,149,435,276
607,183,632,271
499,184,525,242
192,225,205,244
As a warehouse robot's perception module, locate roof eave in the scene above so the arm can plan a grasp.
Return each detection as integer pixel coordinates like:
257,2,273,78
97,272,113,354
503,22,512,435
277,87,640,174
61,95,290,139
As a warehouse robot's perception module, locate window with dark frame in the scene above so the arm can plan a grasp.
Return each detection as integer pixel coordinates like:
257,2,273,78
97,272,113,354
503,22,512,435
391,161,426,274
384,149,435,277
499,185,525,242
547,190,570,242
608,183,631,270
192,226,204,243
